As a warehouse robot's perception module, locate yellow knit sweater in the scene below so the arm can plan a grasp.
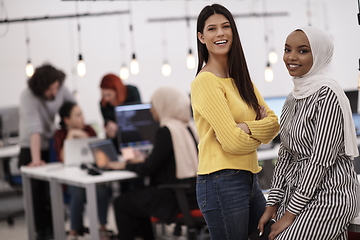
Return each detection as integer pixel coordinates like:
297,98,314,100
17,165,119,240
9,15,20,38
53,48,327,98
191,71,280,174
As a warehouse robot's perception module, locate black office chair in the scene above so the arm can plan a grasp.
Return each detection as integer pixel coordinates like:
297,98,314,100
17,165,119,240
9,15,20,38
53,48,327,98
151,183,209,240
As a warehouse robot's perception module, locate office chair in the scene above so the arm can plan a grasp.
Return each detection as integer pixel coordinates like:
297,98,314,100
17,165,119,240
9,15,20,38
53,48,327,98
0,156,24,226
151,183,208,240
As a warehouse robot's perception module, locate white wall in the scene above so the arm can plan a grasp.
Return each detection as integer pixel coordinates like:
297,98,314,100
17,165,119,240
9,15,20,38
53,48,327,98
1,0,359,134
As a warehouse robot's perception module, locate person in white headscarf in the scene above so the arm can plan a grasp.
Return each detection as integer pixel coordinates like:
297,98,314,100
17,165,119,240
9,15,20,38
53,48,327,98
257,26,360,240
108,86,199,240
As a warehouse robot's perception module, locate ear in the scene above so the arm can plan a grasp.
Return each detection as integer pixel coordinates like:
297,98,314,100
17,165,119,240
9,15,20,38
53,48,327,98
197,32,205,44
63,117,70,126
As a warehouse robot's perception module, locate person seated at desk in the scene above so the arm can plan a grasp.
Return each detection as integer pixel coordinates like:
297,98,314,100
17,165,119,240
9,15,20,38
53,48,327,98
54,102,111,240
107,87,199,240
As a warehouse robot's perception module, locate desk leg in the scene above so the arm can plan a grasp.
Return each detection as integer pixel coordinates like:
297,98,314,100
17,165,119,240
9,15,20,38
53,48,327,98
86,183,100,240
21,173,35,240
50,178,66,240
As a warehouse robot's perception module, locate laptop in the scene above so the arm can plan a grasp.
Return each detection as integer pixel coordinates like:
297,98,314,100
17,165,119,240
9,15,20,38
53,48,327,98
63,137,98,166
114,103,159,152
88,139,123,169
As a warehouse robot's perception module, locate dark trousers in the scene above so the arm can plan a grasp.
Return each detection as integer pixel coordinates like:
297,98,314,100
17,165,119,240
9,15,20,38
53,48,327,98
19,148,53,233
113,192,154,240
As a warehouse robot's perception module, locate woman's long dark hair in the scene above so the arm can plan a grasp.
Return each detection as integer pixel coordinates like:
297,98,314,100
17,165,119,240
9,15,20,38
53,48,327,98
196,4,260,117
59,101,76,128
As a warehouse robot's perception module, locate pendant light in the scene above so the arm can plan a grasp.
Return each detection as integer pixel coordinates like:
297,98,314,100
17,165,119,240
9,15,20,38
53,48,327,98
118,15,129,80
268,50,278,64
25,22,34,77
75,2,86,77
162,62,171,77
265,62,274,82
186,49,196,70
263,0,275,82
185,0,195,70
120,64,130,80
77,54,86,77
128,1,139,75
160,22,171,77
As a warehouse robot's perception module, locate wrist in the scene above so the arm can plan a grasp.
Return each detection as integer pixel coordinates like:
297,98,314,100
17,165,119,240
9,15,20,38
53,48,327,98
284,210,296,220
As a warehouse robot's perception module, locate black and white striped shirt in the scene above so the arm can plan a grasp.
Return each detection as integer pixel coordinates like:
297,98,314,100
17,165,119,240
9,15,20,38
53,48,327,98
267,86,359,239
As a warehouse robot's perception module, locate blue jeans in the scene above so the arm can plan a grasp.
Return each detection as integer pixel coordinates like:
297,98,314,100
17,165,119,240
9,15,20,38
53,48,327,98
67,185,109,231
197,169,265,240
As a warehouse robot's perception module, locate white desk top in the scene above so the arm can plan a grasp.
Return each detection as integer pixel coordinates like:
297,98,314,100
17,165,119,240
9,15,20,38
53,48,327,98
0,144,20,159
49,166,138,185
20,162,63,179
21,163,138,185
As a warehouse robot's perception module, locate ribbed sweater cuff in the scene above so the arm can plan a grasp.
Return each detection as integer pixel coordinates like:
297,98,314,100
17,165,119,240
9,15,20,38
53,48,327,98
245,119,279,143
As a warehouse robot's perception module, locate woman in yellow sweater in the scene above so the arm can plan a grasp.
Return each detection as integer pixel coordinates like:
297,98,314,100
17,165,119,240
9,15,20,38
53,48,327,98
191,4,280,240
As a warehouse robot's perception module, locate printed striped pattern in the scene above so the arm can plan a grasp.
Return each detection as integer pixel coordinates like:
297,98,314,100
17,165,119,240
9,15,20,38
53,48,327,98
267,86,359,239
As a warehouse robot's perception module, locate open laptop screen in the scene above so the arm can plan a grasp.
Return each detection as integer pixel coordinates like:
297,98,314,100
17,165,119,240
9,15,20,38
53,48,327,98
114,103,159,151
89,139,119,168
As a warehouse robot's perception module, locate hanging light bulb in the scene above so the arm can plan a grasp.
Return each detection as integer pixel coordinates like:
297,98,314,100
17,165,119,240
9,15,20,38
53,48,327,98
73,90,81,103
130,53,139,75
26,60,34,77
162,62,172,77
268,50,278,64
265,62,274,82
186,49,196,70
120,64,130,80
77,54,86,77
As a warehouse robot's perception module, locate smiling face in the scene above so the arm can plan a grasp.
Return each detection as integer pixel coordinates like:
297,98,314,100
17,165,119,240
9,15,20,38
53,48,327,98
283,30,313,77
198,13,233,58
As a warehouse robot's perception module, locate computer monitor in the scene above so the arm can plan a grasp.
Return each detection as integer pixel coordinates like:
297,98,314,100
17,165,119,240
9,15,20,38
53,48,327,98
114,103,159,151
263,96,287,123
344,90,358,114
0,106,19,142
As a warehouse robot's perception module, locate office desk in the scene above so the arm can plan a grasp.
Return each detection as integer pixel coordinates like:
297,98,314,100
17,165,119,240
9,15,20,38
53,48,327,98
0,144,20,159
20,162,63,240
21,164,138,240
49,167,138,240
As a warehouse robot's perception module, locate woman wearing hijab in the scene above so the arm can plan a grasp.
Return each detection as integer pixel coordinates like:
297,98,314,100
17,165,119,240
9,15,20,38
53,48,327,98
258,26,360,240
107,86,199,240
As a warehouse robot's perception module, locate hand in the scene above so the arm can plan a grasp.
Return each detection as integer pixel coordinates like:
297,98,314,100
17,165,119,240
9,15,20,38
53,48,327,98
107,161,126,170
257,105,268,120
128,151,147,164
67,129,88,139
237,123,250,134
258,205,278,237
268,211,296,240
27,159,46,167
105,121,118,138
